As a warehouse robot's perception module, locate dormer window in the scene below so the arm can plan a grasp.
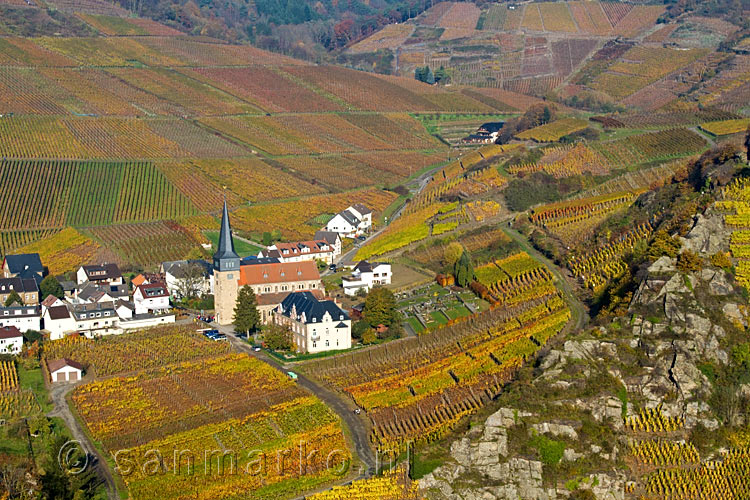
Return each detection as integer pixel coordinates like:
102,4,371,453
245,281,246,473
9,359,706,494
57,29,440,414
81,314,86,319
340,315,344,320
312,318,316,323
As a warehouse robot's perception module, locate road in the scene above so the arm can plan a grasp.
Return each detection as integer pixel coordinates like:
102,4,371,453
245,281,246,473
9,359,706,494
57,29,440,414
212,324,377,476
501,224,588,332
47,382,119,500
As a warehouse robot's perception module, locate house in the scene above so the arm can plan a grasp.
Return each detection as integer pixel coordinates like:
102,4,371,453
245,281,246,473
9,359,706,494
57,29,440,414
43,305,76,341
47,358,83,383
259,240,335,265
0,326,23,354
314,231,343,258
2,253,44,280
274,291,351,354
74,282,129,304
0,305,41,332
323,204,372,238
68,302,120,337
133,283,170,315
76,263,123,286
238,261,323,324
131,272,166,288
40,295,64,315
161,260,213,299
0,277,40,305
342,261,392,296
461,133,494,144
478,122,504,135
58,279,76,299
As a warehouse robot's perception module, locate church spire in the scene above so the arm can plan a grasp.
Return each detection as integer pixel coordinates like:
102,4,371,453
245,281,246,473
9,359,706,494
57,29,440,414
213,200,240,271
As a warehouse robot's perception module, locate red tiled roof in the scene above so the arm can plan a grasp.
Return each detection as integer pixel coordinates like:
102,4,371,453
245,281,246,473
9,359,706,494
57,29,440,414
0,326,21,340
47,358,84,373
239,261,320,287
41,295,60,307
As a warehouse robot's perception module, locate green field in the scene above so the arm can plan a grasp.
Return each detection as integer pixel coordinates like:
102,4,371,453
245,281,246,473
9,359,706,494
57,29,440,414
205,230,264,257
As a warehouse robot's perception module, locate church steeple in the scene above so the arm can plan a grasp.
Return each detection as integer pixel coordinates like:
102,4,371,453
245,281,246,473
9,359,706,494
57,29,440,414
213,200,240,272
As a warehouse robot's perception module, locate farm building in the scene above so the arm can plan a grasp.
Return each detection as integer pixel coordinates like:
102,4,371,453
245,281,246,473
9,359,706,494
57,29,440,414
47,358,84,383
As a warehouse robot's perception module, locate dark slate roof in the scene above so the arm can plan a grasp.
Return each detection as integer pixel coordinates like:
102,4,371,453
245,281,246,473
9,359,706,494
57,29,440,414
0,305,39,317
340,209,360,226
58,280,76,292
279,291,349,324
240,256,280,266
82,263,121,281
478,122,504,133
0,277,39,294
213,201,239,262
3,254,43,276
70,301,115,321
351,203,372,216
354,261,373,273
163,260,212,279
314,231,340,245
46,305,70,320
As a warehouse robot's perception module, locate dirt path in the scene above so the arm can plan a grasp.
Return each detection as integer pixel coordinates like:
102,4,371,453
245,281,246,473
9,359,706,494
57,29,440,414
47,382,119,500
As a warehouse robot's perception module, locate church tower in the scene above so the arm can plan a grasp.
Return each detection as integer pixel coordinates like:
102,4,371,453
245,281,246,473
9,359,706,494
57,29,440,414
213,201,241,325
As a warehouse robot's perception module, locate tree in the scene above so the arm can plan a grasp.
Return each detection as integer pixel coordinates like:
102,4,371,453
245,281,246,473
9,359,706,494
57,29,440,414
363,286,397,328
454,250,474,287
647,230,681,259
424,66,435,85
263,324,293,351
4,290,22,307
745,124,750,162
542,106,551,124
443,241,464,267
262,232,273,246
39,275,64,300
175,262,207,300
233,286,260,335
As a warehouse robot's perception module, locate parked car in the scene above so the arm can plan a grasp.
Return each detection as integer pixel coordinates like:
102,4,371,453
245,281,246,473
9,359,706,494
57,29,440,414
328,264,337,272
253,346,262,352
211,334,227,341
357,235,366,241
287,371,298,380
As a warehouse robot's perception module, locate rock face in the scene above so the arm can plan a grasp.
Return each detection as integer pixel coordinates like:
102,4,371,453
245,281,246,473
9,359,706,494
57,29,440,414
419,408,624,500
420,208,743,500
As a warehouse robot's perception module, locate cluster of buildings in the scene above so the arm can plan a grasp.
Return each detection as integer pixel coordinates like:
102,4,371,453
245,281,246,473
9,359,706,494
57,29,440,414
0,201,392,356
461,121,505,144
0,253,175,348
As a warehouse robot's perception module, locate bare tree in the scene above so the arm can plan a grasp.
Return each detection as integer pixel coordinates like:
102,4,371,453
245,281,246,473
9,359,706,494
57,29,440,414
175,262,208,300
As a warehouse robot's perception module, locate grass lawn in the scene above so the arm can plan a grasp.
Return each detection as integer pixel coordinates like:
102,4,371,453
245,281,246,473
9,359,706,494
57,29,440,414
18,365,51,413
445,305,471,320
204,230,263,257
406,315,425,334
429,310,449,325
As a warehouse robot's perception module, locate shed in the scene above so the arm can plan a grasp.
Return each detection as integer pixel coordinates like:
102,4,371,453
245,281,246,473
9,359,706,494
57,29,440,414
47,358,84,383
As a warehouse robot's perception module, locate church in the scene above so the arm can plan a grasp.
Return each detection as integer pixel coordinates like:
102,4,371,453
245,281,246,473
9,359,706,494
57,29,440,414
212,202,324,326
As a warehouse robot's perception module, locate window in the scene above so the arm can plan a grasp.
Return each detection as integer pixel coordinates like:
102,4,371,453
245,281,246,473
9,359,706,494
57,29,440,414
80,314,87,319
312,342,316,348
312,318,316,323
339,315,344,320
325,340,329,347
227,273,233,280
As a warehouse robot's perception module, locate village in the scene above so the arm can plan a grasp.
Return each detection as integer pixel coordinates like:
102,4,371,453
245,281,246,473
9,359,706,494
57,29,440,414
0,201,398,371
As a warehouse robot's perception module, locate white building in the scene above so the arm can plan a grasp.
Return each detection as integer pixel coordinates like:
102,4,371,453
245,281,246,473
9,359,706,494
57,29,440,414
47,358,83,383
274,291,351,354
133,283,170,315
68,302,121,337
43,305,76,341
0,326,23,354
76,263,123,286
342,261,392,296
259,240,336,265
324,204,372,238
314,231,343,259
0,306,41,333
161,260,213,299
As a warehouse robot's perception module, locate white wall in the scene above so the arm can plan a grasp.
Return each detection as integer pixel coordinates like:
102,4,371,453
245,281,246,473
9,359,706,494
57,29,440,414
0,336,22,354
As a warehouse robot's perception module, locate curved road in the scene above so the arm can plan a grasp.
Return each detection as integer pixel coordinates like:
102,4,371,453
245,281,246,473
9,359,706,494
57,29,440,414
501,224,588,332
219,329,377,476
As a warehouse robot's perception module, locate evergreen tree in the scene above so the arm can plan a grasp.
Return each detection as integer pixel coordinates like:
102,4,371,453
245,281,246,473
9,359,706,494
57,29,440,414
454,250,474,287
745,124,750,163
233,286,260,335
414,66,426,82
542,106,552,124
4,290,22,307
40,275,64,300
424,66,435,84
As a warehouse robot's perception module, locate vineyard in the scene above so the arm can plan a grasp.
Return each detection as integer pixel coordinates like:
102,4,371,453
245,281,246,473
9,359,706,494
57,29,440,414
717,178,750,290
87,221,200,270
43,325,230,378
530,191,642,246
305,285,570,451
592,128,708,167
0,159,196,229
309,465,420,499
15,227,100,275
0,360,40,420
71,351,352,500
699,118,750,136
515,118,589,142
508,143,610,178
